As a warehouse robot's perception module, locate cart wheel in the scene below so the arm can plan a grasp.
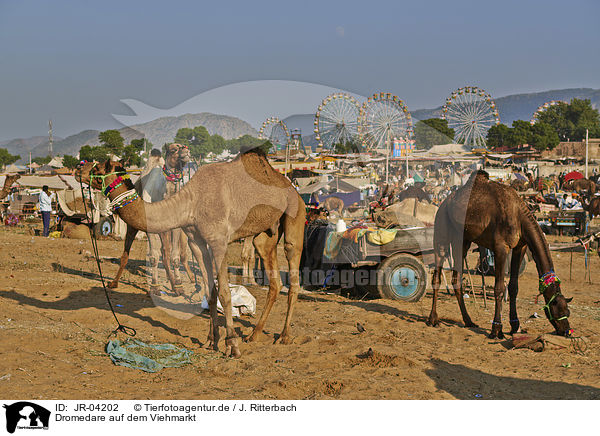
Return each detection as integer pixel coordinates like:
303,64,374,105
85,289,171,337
377,253,427,302
94,217,113,237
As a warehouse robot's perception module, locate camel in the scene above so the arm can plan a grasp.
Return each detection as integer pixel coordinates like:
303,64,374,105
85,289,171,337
77,147,306,357
428,170,572,339
108,144,193,295
314,193,344,216
396,185,431,203
583,196,600,220
565,178,597,195
0,175,20,200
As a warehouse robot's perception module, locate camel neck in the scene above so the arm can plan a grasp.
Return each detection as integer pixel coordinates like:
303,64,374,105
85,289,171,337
520,206,554,277
107,183,191,233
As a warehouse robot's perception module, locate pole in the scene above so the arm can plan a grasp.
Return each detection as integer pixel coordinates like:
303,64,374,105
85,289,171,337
29,151,32,174
406,139,409,180
48,120,53,158
385,130,390,185
585,129,589,178
284,141,289,177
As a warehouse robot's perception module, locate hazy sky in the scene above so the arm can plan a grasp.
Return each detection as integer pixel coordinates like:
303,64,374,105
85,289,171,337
1,0,599,140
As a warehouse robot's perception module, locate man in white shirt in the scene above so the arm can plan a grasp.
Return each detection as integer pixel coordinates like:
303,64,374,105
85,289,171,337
39,185,54,236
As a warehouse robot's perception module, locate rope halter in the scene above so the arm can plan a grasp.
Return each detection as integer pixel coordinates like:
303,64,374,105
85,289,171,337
537,271,568,322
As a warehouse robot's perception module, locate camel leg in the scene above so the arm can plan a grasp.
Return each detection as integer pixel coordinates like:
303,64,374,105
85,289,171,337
246,232,281,343
147,233,162,296
170,228,183,286
159,232,181,296
508,245,527,335
426,251,444,327
489,245,509,339
452,241,477,328
278,206,305,345
212,244,241,358
180,231,195,283
108,225,138,289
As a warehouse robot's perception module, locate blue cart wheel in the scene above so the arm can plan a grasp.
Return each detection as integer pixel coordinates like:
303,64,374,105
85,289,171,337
377,253,427,302
94,217,113,237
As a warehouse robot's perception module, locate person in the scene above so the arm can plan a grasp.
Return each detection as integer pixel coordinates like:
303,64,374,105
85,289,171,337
39,185,54,237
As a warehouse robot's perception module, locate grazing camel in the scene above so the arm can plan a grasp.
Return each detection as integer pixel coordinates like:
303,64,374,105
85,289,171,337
0,175,20,200
77,147,305,357
314,193,344,217
109,144,192,295
428,170,572,339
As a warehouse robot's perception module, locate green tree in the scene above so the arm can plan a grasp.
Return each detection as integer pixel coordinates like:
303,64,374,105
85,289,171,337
0,148,20,168
120,144,142,167
174,126,212,159
32,155,52,165
508,120,533,147
98,129,125,155
225,135,268,154
334,139,362,154
414,118,455,149
62,155,80,169
79,144,110,162
529,121,560,150
537,98,600,141
486,124,511,149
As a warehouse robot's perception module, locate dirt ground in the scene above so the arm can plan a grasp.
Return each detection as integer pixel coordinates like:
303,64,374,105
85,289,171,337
1,224,600,400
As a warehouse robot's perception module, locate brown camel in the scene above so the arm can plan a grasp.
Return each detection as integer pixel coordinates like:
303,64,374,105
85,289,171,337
77,148,306,357
314,193,344,216
583,196,600,220
109,144,193,295
564,178,597,194
428,170,572,338
0,175,20,200
396,185,431,203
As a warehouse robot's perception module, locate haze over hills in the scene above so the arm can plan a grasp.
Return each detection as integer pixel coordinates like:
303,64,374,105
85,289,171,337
4,88,600,162
8,113,257,162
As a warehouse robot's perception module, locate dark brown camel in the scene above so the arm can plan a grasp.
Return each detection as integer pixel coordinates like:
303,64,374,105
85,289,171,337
583,196,600,220
77,148,306,358
428,170,572,338
396,185,430,203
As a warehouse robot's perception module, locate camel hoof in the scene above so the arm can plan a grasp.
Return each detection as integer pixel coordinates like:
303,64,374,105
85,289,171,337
426,317,439,327
225,338,241,358
245,330,268,343
148,286,162,297
276,334,293,345
464,321,479,328
108,281,118,289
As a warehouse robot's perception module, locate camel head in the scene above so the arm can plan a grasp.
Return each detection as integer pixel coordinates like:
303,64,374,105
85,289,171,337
76,160,128,191
540,277,573,337
165,143,191,168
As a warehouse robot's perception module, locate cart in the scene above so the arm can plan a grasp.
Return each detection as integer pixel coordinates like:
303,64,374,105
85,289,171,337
56,188,114,236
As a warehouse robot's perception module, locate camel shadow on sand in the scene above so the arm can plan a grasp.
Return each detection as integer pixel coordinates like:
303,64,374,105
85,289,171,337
426,358,600,400
1,281,256,347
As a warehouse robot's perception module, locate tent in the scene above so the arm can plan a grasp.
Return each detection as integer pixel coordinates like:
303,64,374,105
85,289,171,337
3,164,26,174
564,171,584,182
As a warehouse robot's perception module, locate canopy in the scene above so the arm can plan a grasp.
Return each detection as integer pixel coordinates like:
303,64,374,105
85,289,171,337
564,171,583,182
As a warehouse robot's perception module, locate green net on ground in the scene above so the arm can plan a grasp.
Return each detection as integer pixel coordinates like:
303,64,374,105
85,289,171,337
106,338,194,373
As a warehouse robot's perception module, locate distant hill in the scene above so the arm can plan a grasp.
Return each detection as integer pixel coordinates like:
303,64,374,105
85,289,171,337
8,113,257,162
128,112,257,148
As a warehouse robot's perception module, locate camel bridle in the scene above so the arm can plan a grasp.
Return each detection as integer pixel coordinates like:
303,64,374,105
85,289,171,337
538,271,569,323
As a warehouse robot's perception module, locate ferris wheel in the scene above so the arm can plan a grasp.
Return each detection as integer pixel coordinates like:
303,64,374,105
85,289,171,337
530,100,565,125
313,93,360,149
358,92,413,151
441,86,500,148
258,117,290,150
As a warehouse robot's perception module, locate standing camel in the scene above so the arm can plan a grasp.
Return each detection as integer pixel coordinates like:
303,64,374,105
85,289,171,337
428,170,572,339
109,144,193,295
0,175,20,200
314,193,344,217
77,147,305,357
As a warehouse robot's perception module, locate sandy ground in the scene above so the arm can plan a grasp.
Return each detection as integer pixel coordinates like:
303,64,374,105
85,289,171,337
1,224,600,400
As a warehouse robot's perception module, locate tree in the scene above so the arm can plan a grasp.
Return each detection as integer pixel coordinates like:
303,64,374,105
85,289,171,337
537,98,600,141
174,126,211,159
508,120,533,147
225,134,268,154
334,139,362,154
98,129,124,155
121,144,142,167
486,124,511,149
0,148,20,168
32,155,52,165
414,118,455,149
62,155,80,169
529,121,560,150
79,144,110,162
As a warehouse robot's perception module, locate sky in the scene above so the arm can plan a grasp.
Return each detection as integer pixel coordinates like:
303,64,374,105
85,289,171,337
0,0,599,141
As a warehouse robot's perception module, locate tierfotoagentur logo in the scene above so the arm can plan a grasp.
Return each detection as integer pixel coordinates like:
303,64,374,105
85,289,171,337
3,402,50,433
